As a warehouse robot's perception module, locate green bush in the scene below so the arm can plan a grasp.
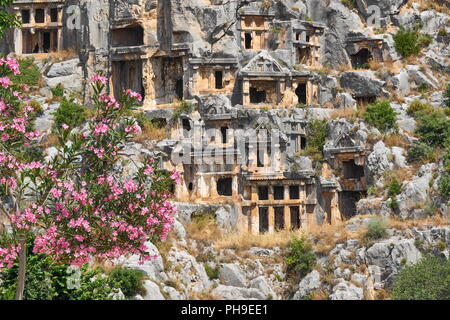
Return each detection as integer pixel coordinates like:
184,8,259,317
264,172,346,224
365,217,388,240
445,83,450,109
393,27,421,58
391,255,450,300
284,237,316,278
407,142,435,163
28,99,44,116
387,178,402,197
438,173,450,198
108,266,146,298
173,100,194,118
407,100,434,117
415,111,450,148
10,58,43,88
364,100,397,131
438,28,447,37
52,98,87,131
204,263,220,280
306,119,328,155
341,0,356,9
51,83,65,98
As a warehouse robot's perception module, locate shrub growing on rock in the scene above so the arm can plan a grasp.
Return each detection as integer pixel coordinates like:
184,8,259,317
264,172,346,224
391,255,450,300
415,111,450,148
387,178,402,197
438,174,450,198
445,83,450,109
407,100,434,117
393,27,421,58
284,237,316,279
406,142,435,163
365,217,388,240
364,100,397,132
108,266,147,298
305,119,328,160
52,97,88,131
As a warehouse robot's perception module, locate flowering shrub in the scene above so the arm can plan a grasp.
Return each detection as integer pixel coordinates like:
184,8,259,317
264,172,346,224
0,58,178,297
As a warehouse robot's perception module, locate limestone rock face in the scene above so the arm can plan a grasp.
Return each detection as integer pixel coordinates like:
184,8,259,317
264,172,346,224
292,270,321,300
355,0,407,18
366,141,393,184
396,164,435,218
330,281,364,300
249,276,277,299
167,248,212,292
142,280,165,300
340,71,387,98
115,241,168,283
212,285,266,300
365,238,422,287
219,263,248,288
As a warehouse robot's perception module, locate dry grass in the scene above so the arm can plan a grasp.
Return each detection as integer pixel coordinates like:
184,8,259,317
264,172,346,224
188,291,220,300
383,167,417,185
375,289,391,300
368,59,382,71
40,133,61,148
411,0,450,14
214,229,303,251
311,288,330,300
132,121,167,143
26,49,78,62
388,215,449,230
307,222,351,254
382,134,410,149
330,107,358,119
185,213,223,244
337,63,353,72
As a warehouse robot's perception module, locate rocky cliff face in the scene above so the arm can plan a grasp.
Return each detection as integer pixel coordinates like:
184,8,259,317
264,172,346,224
2,0,450,299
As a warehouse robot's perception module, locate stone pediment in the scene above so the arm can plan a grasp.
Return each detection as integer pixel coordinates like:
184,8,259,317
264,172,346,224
241,51,288,76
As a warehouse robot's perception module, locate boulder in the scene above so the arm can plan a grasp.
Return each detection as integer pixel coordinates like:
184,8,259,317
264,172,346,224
142,280,165,300
367,141,393,184
339,71,387,98
46,58,81,78
212,285,266,300
330,281,363,300
167,248,212,292
292,270,321,300
249,276,277,299
366,238,422,287
115,241,168,282
219,263,247,288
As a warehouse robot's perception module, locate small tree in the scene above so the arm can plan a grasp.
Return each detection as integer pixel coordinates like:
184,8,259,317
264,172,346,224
392,256,450,300
284,236,316,278
393,27,421,58
0,60,178,299
415,111,450,148
364,100,397,132
444,83,450,109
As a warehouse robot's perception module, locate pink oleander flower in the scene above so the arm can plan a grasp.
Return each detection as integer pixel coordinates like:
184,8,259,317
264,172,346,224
50,188,62,198
94,122,109,136
144,165,154,175
125,89,143,102
124,180,138,193
61,123,69,130
171,170,181,185
0,58,20,75
90,74,108,84
0,77,10,88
